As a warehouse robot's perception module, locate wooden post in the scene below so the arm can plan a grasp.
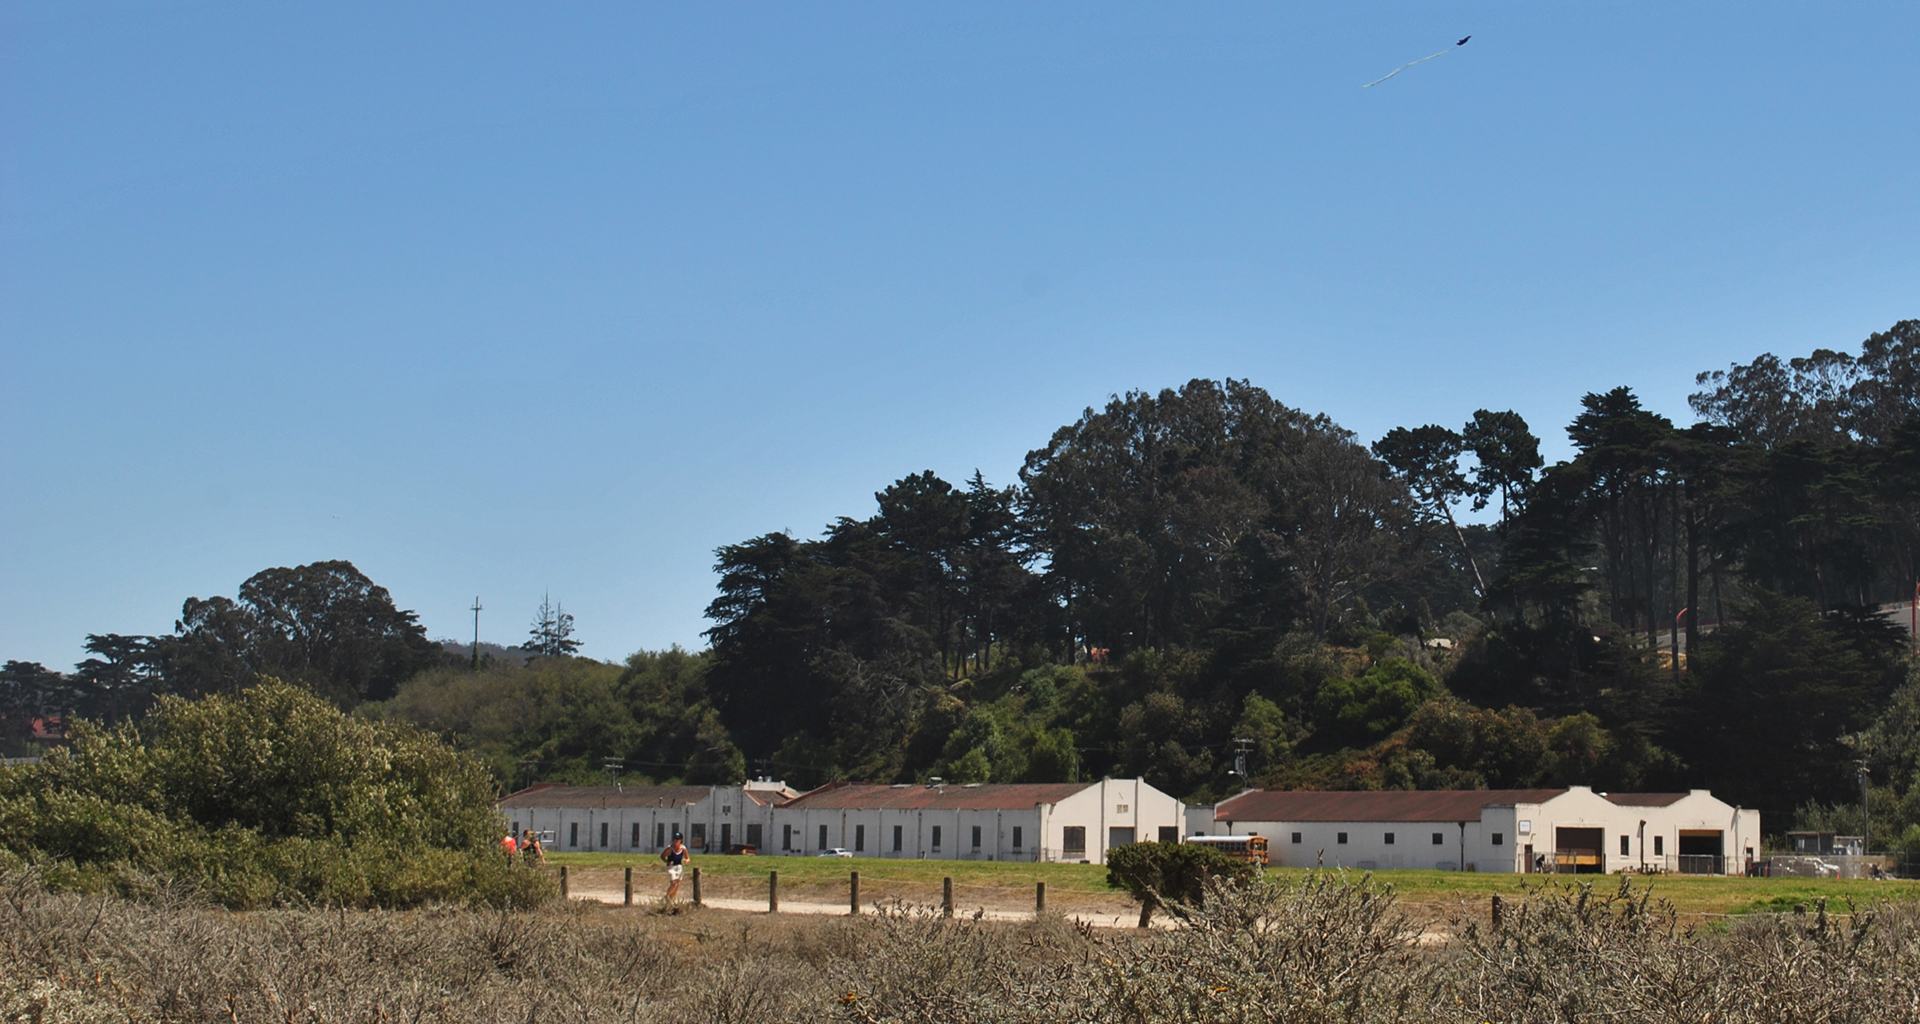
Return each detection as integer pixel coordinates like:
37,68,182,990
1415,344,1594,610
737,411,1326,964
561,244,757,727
1036,881,1046,914
769,870,779,913
559,865,569,898
850,871,860,915
624,866,633,906
942,876,953,918
692,866,702,906
1490,894,1502,930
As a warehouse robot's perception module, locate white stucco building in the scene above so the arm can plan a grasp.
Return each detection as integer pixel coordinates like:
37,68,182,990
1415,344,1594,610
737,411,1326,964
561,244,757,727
1190,786,1759,875
497,779,798,854
770,778,1184,864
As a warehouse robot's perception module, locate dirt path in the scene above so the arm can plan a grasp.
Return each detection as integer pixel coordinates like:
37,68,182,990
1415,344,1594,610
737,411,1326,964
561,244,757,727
563,872,1159,929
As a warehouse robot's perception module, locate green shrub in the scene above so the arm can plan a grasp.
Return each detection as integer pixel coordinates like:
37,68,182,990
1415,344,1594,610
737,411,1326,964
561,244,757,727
1106,840,1254,926
0,680,550,909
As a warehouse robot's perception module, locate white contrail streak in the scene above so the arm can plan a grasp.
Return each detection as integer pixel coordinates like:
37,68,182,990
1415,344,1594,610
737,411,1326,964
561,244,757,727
1363,47,1453,88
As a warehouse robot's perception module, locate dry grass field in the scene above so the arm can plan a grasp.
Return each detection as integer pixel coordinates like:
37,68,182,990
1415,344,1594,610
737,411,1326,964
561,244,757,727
6,865,1918,1023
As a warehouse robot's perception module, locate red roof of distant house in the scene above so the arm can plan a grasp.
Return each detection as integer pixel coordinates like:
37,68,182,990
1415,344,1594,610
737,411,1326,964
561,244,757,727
496,784,711,809
1215,789,1570,824
780,781,1091,811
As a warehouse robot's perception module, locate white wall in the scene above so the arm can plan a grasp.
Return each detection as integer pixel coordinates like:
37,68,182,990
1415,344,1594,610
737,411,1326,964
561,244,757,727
1210,787,1757,875
505,801,698,855
503,784,793,857
1048,779,1185,864
765,779,1184,865
771,803,1046,861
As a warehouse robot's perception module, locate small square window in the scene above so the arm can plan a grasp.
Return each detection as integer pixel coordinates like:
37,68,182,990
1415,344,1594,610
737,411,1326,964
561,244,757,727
1337,832,1348,844
1291,832,1302,844
1116,804,1129,814
1491,833,1504,846
1384,832,1395,845
1431,832,1444,845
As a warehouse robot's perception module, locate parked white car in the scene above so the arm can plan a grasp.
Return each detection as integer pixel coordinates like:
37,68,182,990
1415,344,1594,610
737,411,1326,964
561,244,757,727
816,847,854,858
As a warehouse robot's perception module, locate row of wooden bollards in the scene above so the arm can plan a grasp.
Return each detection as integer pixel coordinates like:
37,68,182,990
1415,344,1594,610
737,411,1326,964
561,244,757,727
560,864,1051,917
561,864,703,905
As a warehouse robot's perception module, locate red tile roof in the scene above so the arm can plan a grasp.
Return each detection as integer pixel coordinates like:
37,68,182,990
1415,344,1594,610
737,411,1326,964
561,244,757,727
496,784,712,810
1601,792,1688,807
779,781,1092,811
1215,789,1569,824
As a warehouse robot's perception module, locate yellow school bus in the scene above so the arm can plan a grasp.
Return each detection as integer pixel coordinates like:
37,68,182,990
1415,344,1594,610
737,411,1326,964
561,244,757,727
1183,834,1271,866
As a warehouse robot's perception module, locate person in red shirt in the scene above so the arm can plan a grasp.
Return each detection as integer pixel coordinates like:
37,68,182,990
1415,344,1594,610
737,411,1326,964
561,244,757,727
501,832,519,858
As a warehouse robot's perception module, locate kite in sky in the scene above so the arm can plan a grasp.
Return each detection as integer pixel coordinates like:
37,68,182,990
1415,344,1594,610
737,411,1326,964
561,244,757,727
1363,36,1470,88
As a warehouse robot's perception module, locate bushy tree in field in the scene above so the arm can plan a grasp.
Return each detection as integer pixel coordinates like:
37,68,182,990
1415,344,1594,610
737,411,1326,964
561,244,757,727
1105,839,1254,927
0,680,547,909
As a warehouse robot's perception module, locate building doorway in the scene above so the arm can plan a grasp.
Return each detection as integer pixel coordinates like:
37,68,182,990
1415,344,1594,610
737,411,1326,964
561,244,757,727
1555,827,1604,874
1677,830,1724,874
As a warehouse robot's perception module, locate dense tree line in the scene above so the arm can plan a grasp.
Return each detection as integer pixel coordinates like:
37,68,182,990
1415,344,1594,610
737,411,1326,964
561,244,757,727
7,320,1920,857
696,320,1920,848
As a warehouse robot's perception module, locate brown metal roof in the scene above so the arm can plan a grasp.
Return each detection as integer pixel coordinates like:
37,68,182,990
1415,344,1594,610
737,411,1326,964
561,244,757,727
1602,792,1688,807
1215,789,1569,824
496,784,712,810
779,781,1093,811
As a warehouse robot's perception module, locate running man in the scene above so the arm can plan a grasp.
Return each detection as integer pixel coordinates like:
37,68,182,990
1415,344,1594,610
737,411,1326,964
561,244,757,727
661,831,690,901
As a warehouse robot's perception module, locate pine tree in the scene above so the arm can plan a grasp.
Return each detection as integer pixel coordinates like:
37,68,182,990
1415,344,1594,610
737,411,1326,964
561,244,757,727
527,592,580,657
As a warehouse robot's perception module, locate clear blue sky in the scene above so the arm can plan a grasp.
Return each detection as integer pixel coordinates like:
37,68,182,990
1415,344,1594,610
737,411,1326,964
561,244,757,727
4,3,1916,669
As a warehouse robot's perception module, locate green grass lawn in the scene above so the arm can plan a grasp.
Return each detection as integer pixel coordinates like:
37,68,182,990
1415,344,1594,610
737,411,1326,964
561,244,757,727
1293,868,1920,916
549,851,1920,915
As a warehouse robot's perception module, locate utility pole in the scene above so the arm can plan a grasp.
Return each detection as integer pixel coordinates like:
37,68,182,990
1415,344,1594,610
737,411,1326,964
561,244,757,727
1229,737,1253,780
1859,761,1872,856
604,757,624,789
470,597,483,670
